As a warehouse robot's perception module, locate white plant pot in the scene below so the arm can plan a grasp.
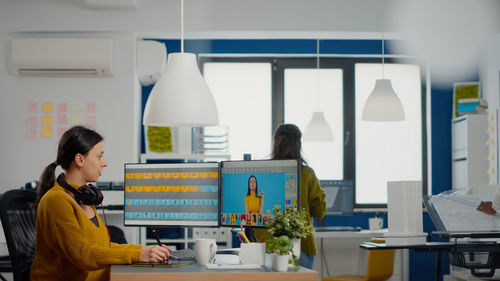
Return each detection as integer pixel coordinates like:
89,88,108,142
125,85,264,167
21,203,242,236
290,238,301,260
273,254,289,272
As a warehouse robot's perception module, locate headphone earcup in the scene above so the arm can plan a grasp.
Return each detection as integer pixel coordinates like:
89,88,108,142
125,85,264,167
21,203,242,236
79,184,104,205
57,174,103,205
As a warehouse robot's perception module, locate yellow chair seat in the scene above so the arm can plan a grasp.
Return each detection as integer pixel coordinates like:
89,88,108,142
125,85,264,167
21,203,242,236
322,239,395,281
323,275,365,281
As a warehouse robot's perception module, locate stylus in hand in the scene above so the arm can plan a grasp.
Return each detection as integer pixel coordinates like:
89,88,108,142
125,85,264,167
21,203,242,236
152,228,163,245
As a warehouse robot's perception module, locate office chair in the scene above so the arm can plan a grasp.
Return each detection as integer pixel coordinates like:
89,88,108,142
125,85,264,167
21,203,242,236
322,239,395,281
0,189,37,281
108,225,127,244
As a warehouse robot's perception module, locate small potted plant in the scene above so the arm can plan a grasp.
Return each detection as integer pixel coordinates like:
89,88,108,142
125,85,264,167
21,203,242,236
266,235,295,271
265,206,313,267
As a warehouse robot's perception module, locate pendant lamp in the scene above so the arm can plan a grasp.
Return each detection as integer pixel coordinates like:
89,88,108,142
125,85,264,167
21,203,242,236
362,34,405,121
143,0,219,127
304,39,334,142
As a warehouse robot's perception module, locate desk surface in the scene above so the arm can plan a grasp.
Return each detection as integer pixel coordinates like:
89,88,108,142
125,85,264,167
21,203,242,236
111,264,317,281
315,228,387,238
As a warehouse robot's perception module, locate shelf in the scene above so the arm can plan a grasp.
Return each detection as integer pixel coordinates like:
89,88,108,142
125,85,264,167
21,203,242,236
140,153,231,162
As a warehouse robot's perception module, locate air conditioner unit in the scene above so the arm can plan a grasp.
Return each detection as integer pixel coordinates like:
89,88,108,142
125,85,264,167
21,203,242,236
11,38,113,77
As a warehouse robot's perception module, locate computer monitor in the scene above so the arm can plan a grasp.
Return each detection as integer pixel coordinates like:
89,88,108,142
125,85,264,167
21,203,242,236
320,179,354,216
219,159,300,228
123,162,220,227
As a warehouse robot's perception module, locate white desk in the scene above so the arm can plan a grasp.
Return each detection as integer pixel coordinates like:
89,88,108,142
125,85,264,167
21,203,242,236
313,228,406,281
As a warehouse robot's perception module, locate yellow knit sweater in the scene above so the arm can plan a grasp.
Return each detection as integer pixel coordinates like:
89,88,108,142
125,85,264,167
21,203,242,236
30,182,142,281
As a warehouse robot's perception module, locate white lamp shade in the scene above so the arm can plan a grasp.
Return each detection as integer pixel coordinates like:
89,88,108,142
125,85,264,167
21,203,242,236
362,79,405,121
303,111,334,142
143,52,219,127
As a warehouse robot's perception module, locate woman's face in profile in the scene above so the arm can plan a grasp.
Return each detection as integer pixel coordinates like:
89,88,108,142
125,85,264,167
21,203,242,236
249,177,257,192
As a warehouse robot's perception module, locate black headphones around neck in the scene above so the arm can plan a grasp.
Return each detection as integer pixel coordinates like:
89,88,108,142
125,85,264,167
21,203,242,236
57,174,103,206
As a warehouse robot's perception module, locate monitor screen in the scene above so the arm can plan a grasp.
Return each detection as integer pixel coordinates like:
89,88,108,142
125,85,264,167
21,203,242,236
123,162,219,227
219,159,300,228
320,179,354,216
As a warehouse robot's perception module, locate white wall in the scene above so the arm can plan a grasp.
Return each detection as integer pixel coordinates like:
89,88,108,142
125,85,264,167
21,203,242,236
0,0,392,33
0,32,140,190
0,0,395,191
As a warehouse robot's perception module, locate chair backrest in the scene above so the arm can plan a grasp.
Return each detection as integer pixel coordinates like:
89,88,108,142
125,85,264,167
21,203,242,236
0,189,37,281
108,225,127,244
365,239,395,281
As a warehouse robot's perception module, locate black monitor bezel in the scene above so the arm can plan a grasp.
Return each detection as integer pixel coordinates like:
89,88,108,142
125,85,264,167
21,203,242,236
123,162,221,228
218,158,301,229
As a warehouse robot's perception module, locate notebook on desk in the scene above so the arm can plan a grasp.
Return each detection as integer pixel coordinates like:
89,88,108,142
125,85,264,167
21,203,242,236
131,260,195,267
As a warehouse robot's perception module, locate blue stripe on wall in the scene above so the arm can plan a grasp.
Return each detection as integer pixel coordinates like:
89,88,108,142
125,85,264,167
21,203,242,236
141,38,457,281
146,39,392,55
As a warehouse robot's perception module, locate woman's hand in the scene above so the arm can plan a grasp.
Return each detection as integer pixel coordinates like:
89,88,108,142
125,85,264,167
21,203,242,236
259,190,264,197
140,245,171,263
477,201,496,215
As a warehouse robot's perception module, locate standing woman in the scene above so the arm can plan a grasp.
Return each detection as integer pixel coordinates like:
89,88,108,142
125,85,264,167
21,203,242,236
30,126,170,281
244,175,264,215
258,124,326,269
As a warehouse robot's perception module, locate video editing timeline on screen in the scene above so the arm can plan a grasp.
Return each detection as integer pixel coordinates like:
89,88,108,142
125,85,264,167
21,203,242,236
220,159,299,227
123,163,219,227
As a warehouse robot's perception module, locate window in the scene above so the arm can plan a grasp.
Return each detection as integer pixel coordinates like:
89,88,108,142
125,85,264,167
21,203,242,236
355,63,423,204
284,68,344,180
200,57,426,206
203,62,272,160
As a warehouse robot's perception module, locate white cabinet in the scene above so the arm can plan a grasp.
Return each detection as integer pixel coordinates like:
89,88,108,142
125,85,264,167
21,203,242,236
452,114,488,190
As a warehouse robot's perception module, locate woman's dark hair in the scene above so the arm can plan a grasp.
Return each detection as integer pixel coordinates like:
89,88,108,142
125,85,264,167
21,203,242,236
272,124,306,165
35,126,104,207
247,175,258,196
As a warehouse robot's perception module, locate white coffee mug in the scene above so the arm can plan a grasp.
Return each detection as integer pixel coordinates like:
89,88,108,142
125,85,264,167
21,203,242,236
194,238,217,265
369,217,383,231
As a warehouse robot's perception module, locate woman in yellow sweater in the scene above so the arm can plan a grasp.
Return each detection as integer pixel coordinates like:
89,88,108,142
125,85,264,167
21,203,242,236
30,126,170,281
244,175,264,215
256,124,326,269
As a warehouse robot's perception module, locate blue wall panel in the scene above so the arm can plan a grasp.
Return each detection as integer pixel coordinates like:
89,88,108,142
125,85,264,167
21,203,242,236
141,39,458,281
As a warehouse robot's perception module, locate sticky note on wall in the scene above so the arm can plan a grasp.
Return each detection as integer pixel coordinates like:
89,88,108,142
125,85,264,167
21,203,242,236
42,102,53,113
57,127,67,137
57,115,67,125
26,117,38,127
41,128,52,137
86,102,96,113
85,116,96,126
27,102,37,113
26,130,37,140
42,116,53,126
57,103,67,113
71,103,82,112
71,115,82,125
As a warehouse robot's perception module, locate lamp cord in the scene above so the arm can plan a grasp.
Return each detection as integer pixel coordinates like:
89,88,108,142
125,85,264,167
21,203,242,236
181,0,184,53
316,39,320,111
382,33,384,79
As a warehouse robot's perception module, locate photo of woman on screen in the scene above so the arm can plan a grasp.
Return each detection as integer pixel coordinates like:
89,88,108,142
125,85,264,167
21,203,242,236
244,175,264,214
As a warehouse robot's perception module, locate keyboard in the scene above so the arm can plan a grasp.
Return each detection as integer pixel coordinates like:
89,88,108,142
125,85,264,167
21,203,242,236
315,226,362,232
169,248,196,261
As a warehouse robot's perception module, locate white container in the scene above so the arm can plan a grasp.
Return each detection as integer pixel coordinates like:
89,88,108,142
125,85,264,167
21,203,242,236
273,254,289,272
240,243,266,265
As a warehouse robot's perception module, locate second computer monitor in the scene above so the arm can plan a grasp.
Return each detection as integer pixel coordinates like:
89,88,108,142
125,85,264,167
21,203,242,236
123,162,219,227
220,159,300,228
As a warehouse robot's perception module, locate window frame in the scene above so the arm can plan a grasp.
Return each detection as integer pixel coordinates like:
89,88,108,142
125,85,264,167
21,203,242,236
199,56,427,208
